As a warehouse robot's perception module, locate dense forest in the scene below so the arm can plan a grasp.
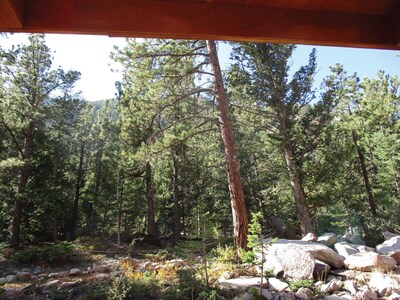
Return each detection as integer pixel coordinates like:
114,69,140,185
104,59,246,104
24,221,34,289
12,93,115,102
1,34,399,254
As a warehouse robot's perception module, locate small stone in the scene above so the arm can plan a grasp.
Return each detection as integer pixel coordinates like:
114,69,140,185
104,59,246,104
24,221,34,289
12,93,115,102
93,264,111,273
343,280,358,296
250,287,273,300
33,267,42,275
325,296,347,300
92,273,111,281
268,277,289,291
234,292,253,300
320,279,342,294
357,290,378,300
49,271,68,278
313,260,330,280
333,291,356,300
296,287,314,299
219,276,268,290
6,274,17,282
16,271,31,281
0,277,6,283
279,291,295,300
302,233,318,242
38,273,48,278
69,268,82,276
39,279,60,291
58,279,82,290
369,273,399,297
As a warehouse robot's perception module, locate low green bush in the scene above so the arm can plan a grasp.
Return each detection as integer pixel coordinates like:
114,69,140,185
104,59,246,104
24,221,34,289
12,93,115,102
10,242,88,265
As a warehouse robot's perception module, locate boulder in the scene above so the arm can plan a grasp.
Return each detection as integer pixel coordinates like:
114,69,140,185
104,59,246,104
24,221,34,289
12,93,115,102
38,279,60,291
376,236,400,264
320,278,342,294
69,268,82,276
268,277,289,291
93,264,111,273
317,233,337,247
302,233,317,242
296,287,314,299
218,276,268,290
383,231,399,240
313,260,330,280
334,243,359,258
58,279,82,290
343,280,358,296
341,233,365,245
266,245,315,280
357,289,378,300
251,287,273,300
234,292,253,300
16,271,31,281
262,239,345,269
5,274,17,282
368,273,399,297
344,252,396,272
0,277,6,283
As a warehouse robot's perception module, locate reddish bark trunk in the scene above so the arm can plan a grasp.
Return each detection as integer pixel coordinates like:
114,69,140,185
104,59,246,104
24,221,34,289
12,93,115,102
207,40,248,255
10,122,34,247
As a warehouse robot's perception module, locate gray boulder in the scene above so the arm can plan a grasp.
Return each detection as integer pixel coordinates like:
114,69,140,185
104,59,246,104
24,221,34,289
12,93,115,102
344,252,396,272
218,276,268,290
266,245,315,280
334,243,359,258
263,239,345,269
376,236,400,264
317,233,337,247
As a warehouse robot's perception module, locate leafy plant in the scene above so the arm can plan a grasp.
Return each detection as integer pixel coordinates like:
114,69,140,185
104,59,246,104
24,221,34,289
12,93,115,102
288,279,314,292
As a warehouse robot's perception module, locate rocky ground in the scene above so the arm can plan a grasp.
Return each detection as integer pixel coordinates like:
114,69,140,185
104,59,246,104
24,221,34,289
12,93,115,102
0,232,399,299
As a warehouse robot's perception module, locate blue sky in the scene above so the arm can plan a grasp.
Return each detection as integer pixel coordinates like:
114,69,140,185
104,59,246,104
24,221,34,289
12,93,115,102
1,33,399,101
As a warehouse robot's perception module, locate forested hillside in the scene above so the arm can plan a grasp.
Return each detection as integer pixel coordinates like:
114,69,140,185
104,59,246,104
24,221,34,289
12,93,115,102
1,34,399,252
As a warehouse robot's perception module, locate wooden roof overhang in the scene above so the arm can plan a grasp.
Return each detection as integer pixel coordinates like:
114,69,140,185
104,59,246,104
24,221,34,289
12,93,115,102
1,0,400,50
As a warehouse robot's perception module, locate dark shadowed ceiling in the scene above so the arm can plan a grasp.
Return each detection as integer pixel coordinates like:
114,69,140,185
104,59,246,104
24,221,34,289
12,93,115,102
1,0,399,49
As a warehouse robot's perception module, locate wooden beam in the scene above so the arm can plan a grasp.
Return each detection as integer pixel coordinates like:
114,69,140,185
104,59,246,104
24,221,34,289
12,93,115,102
2,0,400,50
0,0,24,28
389,3,400,47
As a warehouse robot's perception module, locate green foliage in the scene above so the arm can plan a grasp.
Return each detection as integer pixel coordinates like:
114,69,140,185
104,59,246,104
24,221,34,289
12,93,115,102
240,212,263,264
10,242,88,265
288,279,314,292
209,244,236,263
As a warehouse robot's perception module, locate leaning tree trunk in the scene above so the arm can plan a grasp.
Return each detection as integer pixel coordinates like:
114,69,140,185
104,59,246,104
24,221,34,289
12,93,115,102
351,130,377,218
207,40,248,256
10,121,34,247
146,161,158,240
283,137,315,236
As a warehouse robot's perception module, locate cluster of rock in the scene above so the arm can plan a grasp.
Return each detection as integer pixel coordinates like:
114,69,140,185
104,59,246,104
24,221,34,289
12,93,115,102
0,257,189,299
219,231,400,300
0,263,114,299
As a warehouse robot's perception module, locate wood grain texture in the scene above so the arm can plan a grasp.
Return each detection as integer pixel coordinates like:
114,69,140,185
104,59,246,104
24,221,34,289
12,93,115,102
1,0,400,50
0,0,24,28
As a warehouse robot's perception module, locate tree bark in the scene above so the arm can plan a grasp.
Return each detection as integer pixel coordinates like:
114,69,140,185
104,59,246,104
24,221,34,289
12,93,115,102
10,121,34,247
146,161,158,239
351,130,377,218
282,138,315,235
172,152,181,243
206,40,248,255
70,141,85,241
117,176,124,246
